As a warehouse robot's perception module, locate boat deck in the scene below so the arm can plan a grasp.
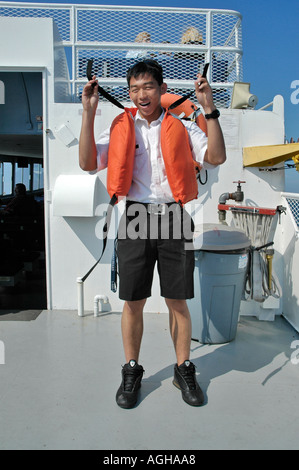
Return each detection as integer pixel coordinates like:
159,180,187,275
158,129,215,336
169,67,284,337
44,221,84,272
0,309,299,450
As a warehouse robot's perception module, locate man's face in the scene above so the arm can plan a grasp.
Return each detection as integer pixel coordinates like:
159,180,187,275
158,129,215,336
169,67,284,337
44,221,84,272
128,72,167,123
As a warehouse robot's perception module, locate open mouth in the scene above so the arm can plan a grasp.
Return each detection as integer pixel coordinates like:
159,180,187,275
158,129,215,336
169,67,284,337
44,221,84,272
139,102,151,108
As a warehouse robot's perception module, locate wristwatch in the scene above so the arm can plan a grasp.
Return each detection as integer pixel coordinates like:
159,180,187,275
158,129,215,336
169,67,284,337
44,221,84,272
205,109,220,120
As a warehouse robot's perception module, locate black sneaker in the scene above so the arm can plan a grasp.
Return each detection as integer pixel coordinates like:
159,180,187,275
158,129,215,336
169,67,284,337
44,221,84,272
116,360,144,409
173,360,204,406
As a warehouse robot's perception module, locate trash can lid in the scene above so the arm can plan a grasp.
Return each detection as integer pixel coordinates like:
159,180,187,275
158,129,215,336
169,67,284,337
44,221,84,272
193,223,251,251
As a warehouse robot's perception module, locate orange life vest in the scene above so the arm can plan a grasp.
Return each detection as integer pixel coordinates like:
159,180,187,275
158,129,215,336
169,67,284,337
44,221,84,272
161,93,208,178
107,94,207,205
161,93,208,136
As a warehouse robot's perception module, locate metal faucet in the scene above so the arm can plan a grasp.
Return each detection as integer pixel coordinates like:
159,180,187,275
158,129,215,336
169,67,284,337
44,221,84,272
218,181,245,223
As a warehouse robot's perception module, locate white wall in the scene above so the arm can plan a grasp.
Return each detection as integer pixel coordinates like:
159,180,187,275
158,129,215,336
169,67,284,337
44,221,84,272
281,196,299,331
0,17,54,69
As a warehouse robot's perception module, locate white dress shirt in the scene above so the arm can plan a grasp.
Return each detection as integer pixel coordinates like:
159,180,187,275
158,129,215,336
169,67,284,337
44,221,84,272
95,108,209,203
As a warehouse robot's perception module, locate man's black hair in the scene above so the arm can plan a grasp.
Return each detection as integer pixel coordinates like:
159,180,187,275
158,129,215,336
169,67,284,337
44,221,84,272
126,59,164,86
15,183,27,196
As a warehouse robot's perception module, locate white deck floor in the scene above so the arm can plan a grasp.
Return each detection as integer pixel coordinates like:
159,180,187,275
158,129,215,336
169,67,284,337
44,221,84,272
0,309,299,450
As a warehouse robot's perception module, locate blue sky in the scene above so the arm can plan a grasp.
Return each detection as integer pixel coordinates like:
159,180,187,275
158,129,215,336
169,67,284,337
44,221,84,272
5,0,299,189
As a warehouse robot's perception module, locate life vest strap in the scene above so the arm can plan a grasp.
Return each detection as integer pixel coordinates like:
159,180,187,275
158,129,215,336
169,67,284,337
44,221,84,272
86,59,125,110
168,90,194,110
168,63,209,111
81,194,118,283
111,237,118,293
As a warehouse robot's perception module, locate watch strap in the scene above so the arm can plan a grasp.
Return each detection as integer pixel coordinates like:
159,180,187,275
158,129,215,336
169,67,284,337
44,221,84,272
205,109,220,120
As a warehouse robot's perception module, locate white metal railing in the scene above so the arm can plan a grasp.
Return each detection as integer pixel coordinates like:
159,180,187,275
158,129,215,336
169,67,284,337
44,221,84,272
0,2,243,106
282,192,299,233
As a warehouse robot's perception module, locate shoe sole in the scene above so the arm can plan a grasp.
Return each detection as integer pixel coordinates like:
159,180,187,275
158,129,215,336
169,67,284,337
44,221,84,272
172,379,204,407
117,401,138,409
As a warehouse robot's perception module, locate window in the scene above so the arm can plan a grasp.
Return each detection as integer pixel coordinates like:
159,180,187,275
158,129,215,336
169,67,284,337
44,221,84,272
15,163,30,190
1,162,13,196
0,158,43,197
33,163,44,191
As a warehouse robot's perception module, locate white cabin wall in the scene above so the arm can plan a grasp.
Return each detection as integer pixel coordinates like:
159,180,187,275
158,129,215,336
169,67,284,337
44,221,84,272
0,17,54,74
240,106,285,319
216,108,285,318
281,197,299,330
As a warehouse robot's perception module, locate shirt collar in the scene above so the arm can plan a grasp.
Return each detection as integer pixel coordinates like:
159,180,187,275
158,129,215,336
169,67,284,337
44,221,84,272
135,107,165,126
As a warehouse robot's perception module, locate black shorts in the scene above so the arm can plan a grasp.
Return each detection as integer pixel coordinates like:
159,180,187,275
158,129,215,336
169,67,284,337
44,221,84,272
116,202,194,301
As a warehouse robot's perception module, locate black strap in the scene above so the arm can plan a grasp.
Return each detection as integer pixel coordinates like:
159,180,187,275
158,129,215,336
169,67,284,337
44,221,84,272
81,194,117,282
111,237,118,293
86,59,124,110
81,60,123,284
168,63,209,111
87,59,209,113
98,86,125,110
168,91,194,110
196,168,208,185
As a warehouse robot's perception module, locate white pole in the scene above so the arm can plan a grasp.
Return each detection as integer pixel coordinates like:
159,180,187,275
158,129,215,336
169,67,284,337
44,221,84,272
77,277,84,317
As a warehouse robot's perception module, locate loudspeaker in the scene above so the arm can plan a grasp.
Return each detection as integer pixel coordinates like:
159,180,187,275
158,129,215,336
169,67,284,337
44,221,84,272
231,82,258,109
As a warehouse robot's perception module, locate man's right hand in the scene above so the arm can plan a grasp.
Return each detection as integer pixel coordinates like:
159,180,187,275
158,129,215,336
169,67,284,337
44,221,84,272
82,75,99,114
79,75,99,171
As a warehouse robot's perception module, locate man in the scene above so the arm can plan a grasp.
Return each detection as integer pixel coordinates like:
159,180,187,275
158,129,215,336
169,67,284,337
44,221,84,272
3,183,38,216
79,60,226,408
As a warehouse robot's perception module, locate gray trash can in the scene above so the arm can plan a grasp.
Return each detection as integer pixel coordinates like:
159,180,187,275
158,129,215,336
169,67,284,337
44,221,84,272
187,223,251,344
